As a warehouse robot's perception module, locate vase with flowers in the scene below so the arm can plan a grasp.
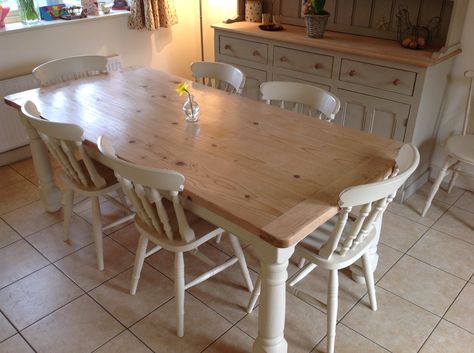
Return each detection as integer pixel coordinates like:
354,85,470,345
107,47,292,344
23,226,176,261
18,0,40,24
176,82,200,123
303,0,330,38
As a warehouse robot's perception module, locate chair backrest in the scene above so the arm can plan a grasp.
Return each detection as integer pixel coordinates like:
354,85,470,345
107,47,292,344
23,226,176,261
21,101,107,189
260,81,341,121
191,61,246,95
32,55,108,86
319,144,419,259
97,136,196,243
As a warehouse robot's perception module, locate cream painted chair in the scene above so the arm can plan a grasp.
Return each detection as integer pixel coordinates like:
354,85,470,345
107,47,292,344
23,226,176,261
422,70,474,216
247,144,420,353
97,136,253,337
32,55,108,86
191,61,246,95
260,81,341,121
21,101,133,271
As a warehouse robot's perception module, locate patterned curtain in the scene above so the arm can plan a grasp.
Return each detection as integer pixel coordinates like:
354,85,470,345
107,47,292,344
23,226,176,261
128,0,178,30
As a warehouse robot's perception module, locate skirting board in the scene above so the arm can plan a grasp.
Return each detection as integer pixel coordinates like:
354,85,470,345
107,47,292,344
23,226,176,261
0,145,31,167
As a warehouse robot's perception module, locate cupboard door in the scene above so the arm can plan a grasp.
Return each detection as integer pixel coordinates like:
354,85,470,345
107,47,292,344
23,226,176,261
233,64,267,100
335,89,409,141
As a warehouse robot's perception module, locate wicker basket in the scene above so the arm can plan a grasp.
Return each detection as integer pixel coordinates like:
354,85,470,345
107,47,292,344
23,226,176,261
305,14,329,38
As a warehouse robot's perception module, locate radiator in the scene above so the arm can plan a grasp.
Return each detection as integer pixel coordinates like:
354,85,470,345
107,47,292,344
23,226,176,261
0,55,122,155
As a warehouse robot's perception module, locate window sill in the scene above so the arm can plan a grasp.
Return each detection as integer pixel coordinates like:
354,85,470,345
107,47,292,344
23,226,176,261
0,10,129,36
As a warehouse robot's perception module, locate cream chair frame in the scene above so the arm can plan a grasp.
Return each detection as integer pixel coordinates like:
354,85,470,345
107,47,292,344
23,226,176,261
260,81,341,121
32,55,108,87
21,101,132,271
247,144,419,353
191,61,246,95
97,136,253,337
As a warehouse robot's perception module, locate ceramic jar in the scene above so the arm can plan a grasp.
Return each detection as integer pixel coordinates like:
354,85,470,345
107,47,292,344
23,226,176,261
245,0,262,23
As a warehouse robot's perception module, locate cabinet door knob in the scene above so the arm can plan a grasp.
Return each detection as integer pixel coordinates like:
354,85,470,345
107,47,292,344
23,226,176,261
349,70,356,77
224,44,232,50
393,78,401,86
280,56,288,62
314,63,321,69
253,50,260,57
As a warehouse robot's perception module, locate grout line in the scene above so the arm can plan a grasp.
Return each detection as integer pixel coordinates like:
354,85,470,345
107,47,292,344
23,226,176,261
416,316,443,353
340,323,394,352
89,328,128,352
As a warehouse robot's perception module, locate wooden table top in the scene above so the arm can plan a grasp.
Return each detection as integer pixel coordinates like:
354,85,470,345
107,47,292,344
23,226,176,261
4,67,401,248
212,22,461,68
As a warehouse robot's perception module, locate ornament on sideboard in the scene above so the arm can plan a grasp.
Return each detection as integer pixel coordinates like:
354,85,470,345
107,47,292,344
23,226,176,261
112,0,129,11
303,0,330,39
245,0,262,23
0,5,10,28
397,9,440,50
81,0,98,16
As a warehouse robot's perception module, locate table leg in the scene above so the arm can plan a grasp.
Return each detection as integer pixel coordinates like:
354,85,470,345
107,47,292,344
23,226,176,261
253,245,295,353
20,114,62,212
350,214,382,284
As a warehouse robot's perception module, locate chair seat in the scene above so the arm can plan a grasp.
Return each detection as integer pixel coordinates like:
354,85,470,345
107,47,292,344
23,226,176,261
297,216,377,270
61,158,119,193
446,134,474,164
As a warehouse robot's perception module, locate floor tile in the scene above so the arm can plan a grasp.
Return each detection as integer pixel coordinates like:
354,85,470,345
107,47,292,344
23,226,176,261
0,240,48,289
0,218,21,250
419,319,474,353
2,200,63,237
9,158,37,179
432,206,474,244
76,200,132,235
445,283,474,333
27,215,93,262
55,238,134,291
0,334,34,353
94,330,153,353
378,255,465,316
203,327,254,353
0,265,83,330
408,229,474,280
22,295,123,353
380,211,428,252
374,243,404,282
90,264,174,327
387,192,449,227
131,294,232,353
0,166,24,189
109,223,140,254
148,243,256,324
0,181,39,215
313,323,390,353
0,312,16,342
453,191,474,213
238,294,327,353
342,287,439,353
417,182,464,206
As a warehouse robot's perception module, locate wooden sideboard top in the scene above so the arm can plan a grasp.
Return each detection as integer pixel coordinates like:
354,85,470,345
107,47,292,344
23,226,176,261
212,22,461,68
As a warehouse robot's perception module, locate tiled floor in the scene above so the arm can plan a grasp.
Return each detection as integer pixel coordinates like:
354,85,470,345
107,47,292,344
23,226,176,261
1,158,474,353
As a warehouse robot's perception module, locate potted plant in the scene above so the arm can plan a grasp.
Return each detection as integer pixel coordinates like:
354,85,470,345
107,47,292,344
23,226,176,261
303,0,330,38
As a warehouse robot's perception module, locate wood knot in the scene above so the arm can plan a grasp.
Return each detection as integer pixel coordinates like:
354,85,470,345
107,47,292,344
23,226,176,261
187,196,192,201
161,95,167,99
244,194,251,199
253,122,259,125
129,140,136,144
293,174,301,179
176,161,186,166
172,122,179,125
136,110,141,113
212,144,217,147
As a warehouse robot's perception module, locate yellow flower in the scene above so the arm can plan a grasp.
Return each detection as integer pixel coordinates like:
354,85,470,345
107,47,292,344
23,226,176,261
176,82,189,96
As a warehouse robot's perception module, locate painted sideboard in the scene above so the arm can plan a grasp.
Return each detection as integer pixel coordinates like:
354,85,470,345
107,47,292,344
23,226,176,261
212,21,462,200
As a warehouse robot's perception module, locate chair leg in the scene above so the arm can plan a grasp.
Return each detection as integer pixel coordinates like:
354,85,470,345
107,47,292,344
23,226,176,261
130,233,149,295
175,252,185,337
421,158,455,217
91,196,104,271
62,189,74,241
362,253,377,311
228,233,253,292
247,276,261,313
447,167,460,194
298,257,306,268
327,270,339,353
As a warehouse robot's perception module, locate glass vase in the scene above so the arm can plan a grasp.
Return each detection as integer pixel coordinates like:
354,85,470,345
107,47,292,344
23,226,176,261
182,95,200,123
17,0,40,24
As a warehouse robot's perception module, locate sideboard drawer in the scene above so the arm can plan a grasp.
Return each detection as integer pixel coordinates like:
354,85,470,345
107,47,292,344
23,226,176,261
339,59,416,96
219,36,268,65
273,46,333,78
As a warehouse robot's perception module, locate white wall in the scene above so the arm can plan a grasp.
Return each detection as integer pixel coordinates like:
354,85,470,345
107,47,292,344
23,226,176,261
429,0,474,189
0,0,237,80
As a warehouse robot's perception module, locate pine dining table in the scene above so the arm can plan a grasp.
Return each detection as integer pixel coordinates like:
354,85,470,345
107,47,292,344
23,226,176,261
4,67,401,353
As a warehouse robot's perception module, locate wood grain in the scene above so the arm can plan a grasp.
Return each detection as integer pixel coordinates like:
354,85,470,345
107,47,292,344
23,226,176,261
4,68,401,247
212,22,461,67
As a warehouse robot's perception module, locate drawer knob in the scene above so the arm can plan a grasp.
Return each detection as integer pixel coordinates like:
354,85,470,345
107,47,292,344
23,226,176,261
314,63,321,69
224,44,232,50
280,56,288,62
349,70,356,77
253,50,260,57
393,79,401,86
